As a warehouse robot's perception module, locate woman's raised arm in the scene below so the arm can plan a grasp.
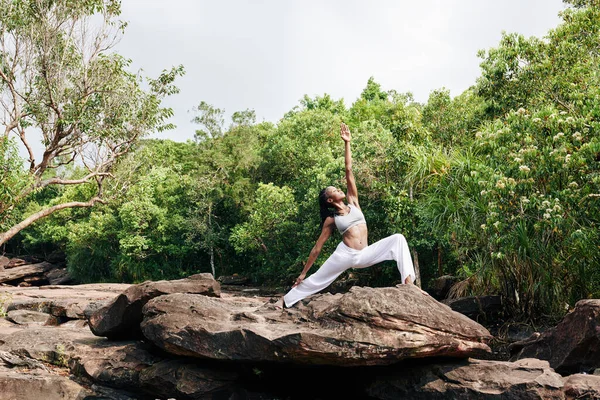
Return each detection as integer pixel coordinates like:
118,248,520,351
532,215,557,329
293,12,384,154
340,123,359,207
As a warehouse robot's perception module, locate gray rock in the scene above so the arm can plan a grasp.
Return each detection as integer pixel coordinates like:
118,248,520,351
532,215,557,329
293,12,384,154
366,358,565,399
89,273,220,340
511,299,600,374
429,275,458,300
138,360,240,399
443,295,503,321
6,309,59,326
0,365,92,400
562,374,600,399
141,285,492,366
2,283,131,320
0,261,54,284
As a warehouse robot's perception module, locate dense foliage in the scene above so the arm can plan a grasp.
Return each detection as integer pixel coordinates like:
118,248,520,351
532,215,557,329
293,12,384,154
0,0,182,246
5,0,599,321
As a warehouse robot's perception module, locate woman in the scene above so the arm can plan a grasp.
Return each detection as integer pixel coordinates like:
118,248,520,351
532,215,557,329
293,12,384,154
283,123,420,308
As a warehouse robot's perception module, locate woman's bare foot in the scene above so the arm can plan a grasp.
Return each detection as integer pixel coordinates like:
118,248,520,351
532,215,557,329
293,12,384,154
404,276,431,296
276,296,288,310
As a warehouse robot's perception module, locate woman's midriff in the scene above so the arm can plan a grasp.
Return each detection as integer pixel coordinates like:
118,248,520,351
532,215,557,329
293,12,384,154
342,223,368,250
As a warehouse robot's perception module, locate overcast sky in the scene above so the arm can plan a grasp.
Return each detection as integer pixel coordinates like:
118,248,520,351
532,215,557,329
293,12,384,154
113,0,567,142
17,0,569,159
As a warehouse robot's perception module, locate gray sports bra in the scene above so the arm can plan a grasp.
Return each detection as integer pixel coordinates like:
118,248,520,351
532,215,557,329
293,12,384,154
334,204,367,235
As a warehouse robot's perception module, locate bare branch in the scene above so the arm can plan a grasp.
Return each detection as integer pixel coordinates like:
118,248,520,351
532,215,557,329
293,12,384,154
38,172,113,189
0,196,106,246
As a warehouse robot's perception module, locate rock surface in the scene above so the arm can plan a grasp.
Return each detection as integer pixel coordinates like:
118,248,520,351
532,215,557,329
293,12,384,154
138,360,241,400
3,269,597,399
89,273,221,340
0,365,92,400
141,285,492,366
0,261,55,285
366,358,566,399
511,299,600,374
429,275,458,300
562,374,600,399
6,309,59,326
1,283,131,321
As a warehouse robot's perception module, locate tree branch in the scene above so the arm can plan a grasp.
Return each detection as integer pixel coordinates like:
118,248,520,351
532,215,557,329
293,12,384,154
37,172,113,189
0,197,106,246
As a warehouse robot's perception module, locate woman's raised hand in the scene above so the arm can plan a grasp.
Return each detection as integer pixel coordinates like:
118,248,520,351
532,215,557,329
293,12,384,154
340,122,351,142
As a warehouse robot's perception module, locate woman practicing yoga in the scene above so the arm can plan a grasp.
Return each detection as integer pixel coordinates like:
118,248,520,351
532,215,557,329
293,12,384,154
283,122,419,308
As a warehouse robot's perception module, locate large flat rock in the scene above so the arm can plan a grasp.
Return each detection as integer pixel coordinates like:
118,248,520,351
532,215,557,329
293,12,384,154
141,285,492,366
1,283,131,321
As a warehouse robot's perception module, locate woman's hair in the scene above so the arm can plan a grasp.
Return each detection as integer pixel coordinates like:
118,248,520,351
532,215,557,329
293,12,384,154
319,188,335,228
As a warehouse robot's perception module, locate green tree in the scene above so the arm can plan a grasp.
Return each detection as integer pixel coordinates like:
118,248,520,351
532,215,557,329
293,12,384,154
0,0,183,246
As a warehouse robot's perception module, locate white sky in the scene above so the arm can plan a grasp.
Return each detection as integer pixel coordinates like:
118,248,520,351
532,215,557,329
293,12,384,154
18,0,568,159
114,0,567,142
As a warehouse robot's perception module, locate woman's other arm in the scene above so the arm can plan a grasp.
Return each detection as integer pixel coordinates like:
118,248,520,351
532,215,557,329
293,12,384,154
292,217,334,287
340,123,359,207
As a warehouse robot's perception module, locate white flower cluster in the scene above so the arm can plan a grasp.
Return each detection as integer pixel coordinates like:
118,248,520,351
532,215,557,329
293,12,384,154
519,165,531,173
553,132,565,141
540,198,563,220
495,177,516,189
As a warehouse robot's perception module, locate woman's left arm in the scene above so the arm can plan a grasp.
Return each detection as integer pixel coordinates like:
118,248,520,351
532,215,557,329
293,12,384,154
341,123,359,207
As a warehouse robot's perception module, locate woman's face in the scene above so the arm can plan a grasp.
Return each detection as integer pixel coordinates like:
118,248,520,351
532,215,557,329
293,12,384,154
326,186,345,202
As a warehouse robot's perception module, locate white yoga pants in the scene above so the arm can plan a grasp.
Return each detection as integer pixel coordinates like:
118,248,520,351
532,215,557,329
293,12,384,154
283,233,416,308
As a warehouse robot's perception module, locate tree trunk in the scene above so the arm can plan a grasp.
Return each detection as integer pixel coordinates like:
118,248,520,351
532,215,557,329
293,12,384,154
0,197,104,246
208,202,215,278
411,248,421,288
438,244,443,276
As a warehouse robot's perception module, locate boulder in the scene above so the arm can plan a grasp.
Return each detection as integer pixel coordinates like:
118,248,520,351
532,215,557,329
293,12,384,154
429,275,458,300
45,268,73,285
218,274,250,285
89,273,221,340
366,358,565,399
0,325,101,367
0,366,92,400
138,360,241,400
562,374,600,399
141,285,492,366
71,340,162,389
443,295,503,321
511,299,600,374
6,309,59,326
0,261,55,285
3,255,43,269
45,250,66,264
